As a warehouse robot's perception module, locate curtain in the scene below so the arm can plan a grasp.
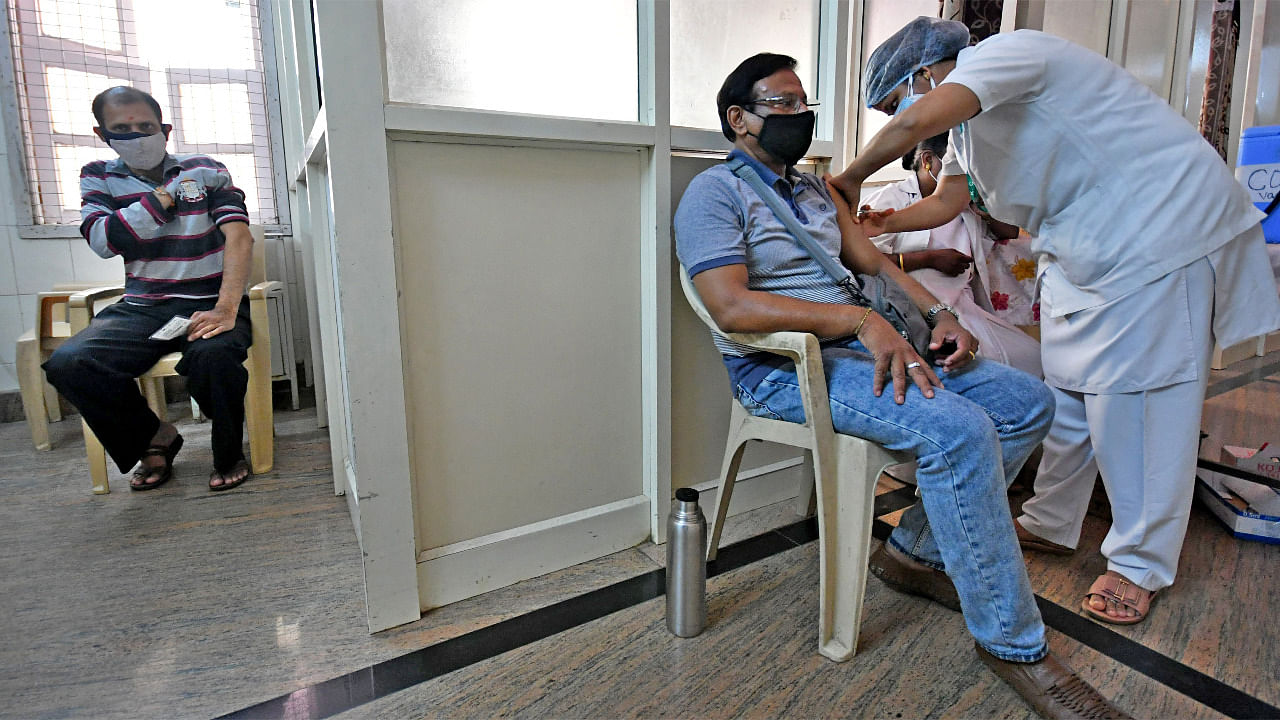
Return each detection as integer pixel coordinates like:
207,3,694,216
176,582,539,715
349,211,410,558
940,0,1004,44
1198,0,1240,161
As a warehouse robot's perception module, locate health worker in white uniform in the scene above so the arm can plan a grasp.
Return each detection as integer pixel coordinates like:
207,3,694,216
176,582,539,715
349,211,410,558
832,17,1280,626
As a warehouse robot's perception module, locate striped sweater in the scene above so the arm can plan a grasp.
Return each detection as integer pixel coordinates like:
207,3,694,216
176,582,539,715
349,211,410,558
79,154,249,303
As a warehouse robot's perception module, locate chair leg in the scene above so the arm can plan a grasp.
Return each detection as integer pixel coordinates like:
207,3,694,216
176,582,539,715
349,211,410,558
83,419,110,494
141,377,167,421
246,349,274,474
191,397,205,422
17,337,51,451
794,450,816,516
814,439,883,663
707,403,754,561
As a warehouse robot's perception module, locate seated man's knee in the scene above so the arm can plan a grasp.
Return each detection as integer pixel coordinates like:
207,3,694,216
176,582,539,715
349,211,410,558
43,344,84,388
182,341,245,371
931,402,1001,455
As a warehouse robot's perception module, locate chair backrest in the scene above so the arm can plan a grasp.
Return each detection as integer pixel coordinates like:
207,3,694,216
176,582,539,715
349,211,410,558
678,265,725,336
248,224,267,287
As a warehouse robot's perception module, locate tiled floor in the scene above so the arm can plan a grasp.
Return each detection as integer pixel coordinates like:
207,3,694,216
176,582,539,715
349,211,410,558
2,353,1278,719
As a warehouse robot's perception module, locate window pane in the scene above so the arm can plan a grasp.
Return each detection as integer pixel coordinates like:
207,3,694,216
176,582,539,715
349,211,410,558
36,0,120,50
856,0,936,182
180,82,252,144
383,0,638,122
7,0,278,224
217,153,261,218
47,66,118,134
131,0,256,70
54,143,109,217
670,0,819,132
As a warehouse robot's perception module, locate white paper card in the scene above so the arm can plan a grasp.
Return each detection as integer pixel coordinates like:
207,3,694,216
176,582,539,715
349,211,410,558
149,316,190,341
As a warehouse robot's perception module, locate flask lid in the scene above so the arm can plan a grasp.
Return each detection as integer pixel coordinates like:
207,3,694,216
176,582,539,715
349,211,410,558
675,487,699,503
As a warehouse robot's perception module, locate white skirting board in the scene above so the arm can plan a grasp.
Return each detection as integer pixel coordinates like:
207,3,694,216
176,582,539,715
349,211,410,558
415,456,807,611
417,495,651,610
688,454,810,518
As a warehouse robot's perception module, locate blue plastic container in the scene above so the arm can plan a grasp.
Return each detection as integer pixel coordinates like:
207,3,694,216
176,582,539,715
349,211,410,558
1237,125,1280,244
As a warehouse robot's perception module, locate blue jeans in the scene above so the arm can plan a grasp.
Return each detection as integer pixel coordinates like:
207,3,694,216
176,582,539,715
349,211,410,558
736,338,1054,661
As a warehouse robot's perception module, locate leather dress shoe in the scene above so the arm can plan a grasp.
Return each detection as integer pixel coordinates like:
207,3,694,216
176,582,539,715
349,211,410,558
976,643,1133,719
868,541,961,612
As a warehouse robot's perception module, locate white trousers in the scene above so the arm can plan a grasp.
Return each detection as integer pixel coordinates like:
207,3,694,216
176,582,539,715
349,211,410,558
1019,256,1215,591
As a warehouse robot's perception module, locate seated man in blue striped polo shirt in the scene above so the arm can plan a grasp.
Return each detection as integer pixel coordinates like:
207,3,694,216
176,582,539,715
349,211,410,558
45,86,256,493
674,55,1125,719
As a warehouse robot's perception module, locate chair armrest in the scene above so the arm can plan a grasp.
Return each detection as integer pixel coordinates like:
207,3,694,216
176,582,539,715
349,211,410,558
36,292,74,337
68,286,125,333
248,280,283,301
724,329,834,435
721,329,819,362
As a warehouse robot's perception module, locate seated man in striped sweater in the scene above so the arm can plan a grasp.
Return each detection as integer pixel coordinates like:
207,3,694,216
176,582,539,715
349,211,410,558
45,86,255,492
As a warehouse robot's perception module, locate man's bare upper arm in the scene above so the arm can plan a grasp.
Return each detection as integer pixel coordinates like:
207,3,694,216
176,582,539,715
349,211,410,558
689,263,749,327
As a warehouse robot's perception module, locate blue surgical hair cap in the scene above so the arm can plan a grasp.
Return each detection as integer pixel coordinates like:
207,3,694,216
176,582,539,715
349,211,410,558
864,16,971,108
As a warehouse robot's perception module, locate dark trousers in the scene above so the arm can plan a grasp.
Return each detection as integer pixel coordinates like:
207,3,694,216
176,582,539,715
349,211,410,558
44,297,253,474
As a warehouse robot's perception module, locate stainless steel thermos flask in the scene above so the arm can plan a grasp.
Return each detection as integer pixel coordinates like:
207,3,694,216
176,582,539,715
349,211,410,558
666,487,708,637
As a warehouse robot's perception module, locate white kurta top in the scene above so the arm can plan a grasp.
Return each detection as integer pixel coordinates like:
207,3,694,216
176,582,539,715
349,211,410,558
937,30,1280,391
941,33,1275,324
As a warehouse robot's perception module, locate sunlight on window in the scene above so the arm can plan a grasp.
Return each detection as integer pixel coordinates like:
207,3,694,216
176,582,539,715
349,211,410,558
132,0,256,70
383,0,638,122
9,0,277,224
857,0,936,182
179,83,252,144
670,0,818,131
216,153,261,217
54,143,114,216
36,0,121,51
47,66,120,134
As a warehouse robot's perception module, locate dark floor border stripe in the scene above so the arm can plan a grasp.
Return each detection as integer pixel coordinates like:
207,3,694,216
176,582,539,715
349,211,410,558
1205,358,1280,399
220,492,1276,720
1036,599,1278,719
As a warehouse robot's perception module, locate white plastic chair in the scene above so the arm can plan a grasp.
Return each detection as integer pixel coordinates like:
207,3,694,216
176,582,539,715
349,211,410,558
678,266,909,662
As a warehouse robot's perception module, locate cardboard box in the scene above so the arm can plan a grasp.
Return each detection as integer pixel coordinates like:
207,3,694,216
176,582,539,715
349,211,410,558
1195,474,1280,544
1220,443,1280,482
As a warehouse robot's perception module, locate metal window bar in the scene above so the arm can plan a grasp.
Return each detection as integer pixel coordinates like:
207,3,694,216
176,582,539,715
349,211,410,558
5,0,279,225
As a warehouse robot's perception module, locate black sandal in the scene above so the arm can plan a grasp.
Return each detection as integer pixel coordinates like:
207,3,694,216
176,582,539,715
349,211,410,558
209,458,251,492
129,434,184,491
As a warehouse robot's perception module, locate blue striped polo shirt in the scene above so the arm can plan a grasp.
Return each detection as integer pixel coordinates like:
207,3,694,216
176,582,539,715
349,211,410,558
674,150,862,391
79,154,249,304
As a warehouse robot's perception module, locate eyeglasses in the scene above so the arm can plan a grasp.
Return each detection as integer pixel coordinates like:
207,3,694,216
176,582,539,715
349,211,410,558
746,96,819,113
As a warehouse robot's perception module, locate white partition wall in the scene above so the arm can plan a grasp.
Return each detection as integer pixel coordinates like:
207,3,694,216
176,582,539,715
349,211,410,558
264,0,852,631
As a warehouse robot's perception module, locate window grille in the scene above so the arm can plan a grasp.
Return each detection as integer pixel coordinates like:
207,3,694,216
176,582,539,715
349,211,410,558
6,0,278,225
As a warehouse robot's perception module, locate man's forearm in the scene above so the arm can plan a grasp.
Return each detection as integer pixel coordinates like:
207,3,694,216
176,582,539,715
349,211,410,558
884,177,970,233
217,222,253,310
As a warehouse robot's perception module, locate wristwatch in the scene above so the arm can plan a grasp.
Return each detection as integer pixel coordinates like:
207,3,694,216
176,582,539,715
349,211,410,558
926,303,957,328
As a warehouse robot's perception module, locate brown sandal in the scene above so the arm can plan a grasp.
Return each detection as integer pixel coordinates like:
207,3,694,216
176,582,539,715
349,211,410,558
129,434,184,491
1082,571,1156,625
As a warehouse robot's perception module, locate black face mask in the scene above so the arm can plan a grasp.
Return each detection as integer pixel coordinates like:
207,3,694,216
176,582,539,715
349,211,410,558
746,109,815,167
